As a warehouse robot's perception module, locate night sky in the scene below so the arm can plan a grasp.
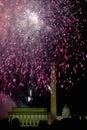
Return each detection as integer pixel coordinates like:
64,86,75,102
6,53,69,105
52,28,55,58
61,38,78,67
0,0,87,119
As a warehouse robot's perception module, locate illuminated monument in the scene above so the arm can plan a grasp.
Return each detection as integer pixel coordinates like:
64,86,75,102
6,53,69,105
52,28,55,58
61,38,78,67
50,63,57,123
8,107,49,127
8,63,57,127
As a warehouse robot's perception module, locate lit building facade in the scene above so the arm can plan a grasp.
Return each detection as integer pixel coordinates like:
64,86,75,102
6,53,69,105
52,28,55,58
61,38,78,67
8,107,49,127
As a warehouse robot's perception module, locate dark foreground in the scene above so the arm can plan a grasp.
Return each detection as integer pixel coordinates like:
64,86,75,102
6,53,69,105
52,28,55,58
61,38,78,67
0,118,87,130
